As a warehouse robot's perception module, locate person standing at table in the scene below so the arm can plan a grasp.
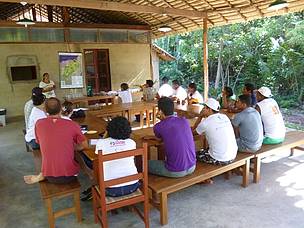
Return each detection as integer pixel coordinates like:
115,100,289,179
39,72,56,98
194,98,237,165
118,83,132,103
256,86,285,145
232,95,263,152
187,82,204,104
172,80,188,104
25,88,46,150
145,97,196,178
156,77,173,99
24,97,88,184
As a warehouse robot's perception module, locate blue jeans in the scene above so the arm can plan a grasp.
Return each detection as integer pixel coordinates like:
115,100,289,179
106,182,140,197
81,152,140,197
27,139,40,150
148,160,196,178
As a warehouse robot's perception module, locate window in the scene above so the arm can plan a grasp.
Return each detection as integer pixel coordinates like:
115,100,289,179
31,28,64,42
10,66,37,81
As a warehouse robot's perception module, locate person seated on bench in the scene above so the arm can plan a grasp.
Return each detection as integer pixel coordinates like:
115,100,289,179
231,95,263,153
243,83,257,107
218,86,236,109
146,97,196,178
172,80,187,105
256,87,285,145
194,98,237,165
25,87,46,150
142,80,156,101
81,116,140,198
156,77,173,99
187,82,203,104
24,97,88,184
24,87,38,129
61,100,73,120
118,83,132,103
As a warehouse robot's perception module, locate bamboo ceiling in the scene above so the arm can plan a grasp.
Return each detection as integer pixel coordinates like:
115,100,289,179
0,0,303,38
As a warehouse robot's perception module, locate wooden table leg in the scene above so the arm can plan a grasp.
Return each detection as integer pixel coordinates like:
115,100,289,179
160,192,168,225
242,159,250,187
290,148,294,157
153,107,157,125
45,198,55,228
146,109,150,127
140,111,144,128
253,157,261,183
74,190,82,223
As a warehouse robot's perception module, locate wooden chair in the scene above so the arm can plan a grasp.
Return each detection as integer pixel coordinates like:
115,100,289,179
92,143,149,228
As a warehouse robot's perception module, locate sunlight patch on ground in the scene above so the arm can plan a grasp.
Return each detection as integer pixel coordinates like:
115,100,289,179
276,162,304,210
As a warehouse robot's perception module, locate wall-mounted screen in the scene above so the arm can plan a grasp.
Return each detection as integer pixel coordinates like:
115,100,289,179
11,66,37,81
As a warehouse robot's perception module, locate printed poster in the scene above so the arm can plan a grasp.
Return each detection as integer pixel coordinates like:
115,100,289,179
59,52,83,88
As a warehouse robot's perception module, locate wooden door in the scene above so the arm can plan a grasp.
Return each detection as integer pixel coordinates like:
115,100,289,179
84,49,111,93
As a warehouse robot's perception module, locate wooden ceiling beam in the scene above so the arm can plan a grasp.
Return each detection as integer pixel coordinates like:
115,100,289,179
0,0,207,18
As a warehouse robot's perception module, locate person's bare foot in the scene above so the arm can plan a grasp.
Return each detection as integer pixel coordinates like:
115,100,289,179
24,174,44,184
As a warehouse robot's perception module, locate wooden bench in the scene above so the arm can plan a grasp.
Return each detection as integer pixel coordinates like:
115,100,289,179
148,152,254,225
32,150,82,228
250,130,304,183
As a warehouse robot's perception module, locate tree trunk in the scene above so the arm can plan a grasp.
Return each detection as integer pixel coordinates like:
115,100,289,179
215,40,223,89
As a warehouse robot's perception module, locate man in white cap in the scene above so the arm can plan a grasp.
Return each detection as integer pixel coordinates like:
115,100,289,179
256,87,285,144
193,98,237,165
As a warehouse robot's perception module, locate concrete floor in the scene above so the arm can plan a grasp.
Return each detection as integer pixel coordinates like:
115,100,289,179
1,120,304,228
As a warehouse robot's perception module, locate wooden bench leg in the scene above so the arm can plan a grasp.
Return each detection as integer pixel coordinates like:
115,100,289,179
160,192,168,225
253,157,261,183
290,148,294,157
45,198,55,228
73,190,82,223
224,171,231,180
242,159,250,187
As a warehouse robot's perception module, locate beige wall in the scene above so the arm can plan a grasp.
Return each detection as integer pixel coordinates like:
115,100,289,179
0,43,151,118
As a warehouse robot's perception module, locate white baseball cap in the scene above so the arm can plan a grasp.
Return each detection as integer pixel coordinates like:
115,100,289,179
204,98,220,111
258,86,272,98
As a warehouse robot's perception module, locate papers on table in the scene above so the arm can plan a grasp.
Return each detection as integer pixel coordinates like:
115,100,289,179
90,139,99,146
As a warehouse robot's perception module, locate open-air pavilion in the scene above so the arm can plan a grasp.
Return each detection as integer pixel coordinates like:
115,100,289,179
0,0,304,227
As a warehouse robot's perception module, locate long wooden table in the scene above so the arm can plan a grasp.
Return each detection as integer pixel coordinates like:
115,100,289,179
89,101,158,128
67,95,115,107
174,103,236,119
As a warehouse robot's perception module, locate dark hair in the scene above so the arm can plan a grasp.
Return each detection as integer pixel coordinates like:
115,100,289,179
224,86,233,97
62,101,73,116
162,77,169,83
238,94,252,107
32,87,45,106
188,83,197,90
45,97,61,115
121,83,129,91
43,72,49,77
244,83,255,93
107,116,131,140
172,80,180,86
158,97,174,116
146,80,154,87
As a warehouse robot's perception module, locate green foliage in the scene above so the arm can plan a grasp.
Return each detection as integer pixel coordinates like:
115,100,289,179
155,12,304,104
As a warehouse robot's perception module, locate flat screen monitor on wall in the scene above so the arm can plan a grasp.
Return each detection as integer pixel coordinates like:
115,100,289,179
10,66,37,81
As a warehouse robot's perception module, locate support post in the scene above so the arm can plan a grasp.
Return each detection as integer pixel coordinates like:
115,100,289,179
203,16,209,101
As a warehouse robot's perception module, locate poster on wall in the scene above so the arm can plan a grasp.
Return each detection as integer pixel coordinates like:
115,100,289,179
59,52,84,88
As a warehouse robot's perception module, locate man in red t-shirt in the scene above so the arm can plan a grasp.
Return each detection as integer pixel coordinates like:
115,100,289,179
24,97,88,184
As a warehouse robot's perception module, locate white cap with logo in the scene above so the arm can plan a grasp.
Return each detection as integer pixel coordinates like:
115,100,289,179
258,86,273,98
204,98,220,111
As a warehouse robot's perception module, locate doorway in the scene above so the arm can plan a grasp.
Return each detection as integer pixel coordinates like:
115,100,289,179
84,49,111,93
